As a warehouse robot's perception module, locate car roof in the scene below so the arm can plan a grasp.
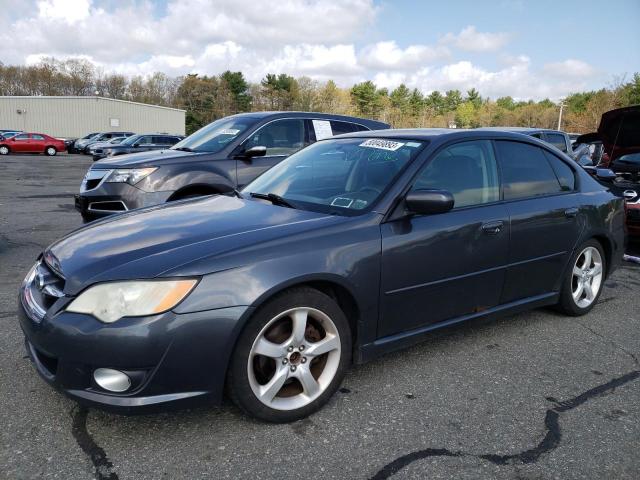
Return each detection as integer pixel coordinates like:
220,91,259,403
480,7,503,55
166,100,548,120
476,126,565,134
225,111,390,129
332,127,563,144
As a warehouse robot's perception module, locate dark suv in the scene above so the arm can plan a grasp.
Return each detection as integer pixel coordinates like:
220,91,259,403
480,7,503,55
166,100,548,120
91,133,183,161
75,112,389,220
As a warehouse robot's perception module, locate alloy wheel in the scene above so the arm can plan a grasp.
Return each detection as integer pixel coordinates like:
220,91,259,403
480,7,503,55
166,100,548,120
0,146,8,155
46,147,56,156
571,246,603,308
247,307,341,411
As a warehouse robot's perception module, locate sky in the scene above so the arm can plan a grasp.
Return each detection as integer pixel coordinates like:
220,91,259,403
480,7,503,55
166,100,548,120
1,0,639,100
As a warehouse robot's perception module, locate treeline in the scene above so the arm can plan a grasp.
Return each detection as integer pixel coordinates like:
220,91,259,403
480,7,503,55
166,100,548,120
1,57,639,134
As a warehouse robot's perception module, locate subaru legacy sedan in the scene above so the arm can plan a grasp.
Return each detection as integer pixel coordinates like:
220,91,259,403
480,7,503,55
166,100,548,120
19,129,624,422
75,112,389,221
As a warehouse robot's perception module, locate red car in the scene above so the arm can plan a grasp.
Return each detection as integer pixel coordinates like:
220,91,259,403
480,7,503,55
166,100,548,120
0,132,66,156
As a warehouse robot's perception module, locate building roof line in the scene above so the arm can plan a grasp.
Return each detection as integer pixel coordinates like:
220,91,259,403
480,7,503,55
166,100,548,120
0,96,186,113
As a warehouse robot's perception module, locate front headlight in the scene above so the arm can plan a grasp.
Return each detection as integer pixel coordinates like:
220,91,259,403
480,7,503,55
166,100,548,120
66,279,198,323
105,167,157,185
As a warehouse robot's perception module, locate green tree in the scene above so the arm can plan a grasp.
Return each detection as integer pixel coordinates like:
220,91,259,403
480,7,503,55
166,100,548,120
350,81,385,118
220,70,251,112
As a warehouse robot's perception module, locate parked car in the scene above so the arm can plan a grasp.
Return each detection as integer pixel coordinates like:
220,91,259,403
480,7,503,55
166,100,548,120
481,127,592,165
21,129,624,422
75,112,389,220
88,137,128,160
0,132,66,156
71,133,101,153
576,105,640,238
92,133,183,162
81,132,135,153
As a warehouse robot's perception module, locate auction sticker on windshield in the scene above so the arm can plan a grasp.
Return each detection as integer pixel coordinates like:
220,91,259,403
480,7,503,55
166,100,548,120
216,129,240,135
359,139,405,151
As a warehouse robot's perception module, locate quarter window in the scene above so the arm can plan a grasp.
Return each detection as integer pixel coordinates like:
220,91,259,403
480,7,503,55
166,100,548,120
412,140,500,208
245,119,305,156
496,141,565,200
543,150,575,191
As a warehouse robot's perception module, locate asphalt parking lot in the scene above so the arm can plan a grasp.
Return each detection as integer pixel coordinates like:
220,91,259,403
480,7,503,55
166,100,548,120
1,153,640,480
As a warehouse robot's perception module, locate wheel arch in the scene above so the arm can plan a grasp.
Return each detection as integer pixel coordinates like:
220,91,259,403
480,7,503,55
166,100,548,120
245,274,362,355
168,183,228,201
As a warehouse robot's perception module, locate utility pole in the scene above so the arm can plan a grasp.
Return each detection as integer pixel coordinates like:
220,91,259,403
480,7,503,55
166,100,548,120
557,100,566,130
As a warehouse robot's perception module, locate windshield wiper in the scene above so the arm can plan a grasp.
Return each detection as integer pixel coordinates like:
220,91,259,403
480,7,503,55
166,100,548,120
249,192,297,209
173,146,194,152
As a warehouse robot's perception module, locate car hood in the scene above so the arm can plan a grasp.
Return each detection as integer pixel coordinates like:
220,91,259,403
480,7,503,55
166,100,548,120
92,148,203,168
577,106,640,160
46,195,339,295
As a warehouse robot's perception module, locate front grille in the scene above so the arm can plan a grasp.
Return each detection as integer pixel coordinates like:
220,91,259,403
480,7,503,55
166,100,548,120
81,169,111,192
22,260,65,321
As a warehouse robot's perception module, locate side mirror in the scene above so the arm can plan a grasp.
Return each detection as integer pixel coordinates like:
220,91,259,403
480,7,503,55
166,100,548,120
242,146,267,159
405,189,454,215
595,168,617,181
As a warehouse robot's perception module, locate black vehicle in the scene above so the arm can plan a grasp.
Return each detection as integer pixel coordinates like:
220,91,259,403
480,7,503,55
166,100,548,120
481,127,592,165
91,133,182,162
75,112,388,220
70,132,101,153
21,129,624,422
81,132,135,153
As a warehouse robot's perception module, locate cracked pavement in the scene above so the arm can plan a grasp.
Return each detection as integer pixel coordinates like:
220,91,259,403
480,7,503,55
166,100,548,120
1,155,639,479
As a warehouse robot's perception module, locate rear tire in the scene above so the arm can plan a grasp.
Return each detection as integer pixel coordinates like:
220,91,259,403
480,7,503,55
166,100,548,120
556,239,606,316
45,146,57,156
227,287,351,423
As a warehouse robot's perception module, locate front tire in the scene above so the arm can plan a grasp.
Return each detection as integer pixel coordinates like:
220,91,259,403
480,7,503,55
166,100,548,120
45,146,57,156
228,287,351,423
557,239,605,316
0,145,9,155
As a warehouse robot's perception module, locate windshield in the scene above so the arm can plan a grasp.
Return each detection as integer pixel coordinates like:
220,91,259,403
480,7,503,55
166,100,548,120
83,133,99,139
171,116,257,153
243,138,425,215
120,134,142,146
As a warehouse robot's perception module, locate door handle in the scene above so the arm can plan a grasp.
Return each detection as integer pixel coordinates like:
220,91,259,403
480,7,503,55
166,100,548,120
481,221,503,235
564,207,579,218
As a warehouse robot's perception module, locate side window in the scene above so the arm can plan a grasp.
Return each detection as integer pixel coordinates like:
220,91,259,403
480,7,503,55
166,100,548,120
245,119,305,156
14,134,29,140
529,133,543,139
350,124,370,132
545,133,568,153
137,136,154,145
495,141,564,200
412,140,499,209
543,150,575,191
152,136,167,144
31,134,44,140
329,121,356,135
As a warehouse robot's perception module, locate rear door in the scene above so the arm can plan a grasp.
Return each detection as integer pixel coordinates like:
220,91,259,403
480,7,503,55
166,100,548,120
30,134,46,153
236,118,307,187
495,140,582,303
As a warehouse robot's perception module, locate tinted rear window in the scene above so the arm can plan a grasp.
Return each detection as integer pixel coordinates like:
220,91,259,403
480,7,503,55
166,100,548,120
496,141,564,200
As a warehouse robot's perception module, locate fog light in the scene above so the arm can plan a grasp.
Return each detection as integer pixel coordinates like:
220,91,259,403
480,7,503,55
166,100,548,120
93,368,131,392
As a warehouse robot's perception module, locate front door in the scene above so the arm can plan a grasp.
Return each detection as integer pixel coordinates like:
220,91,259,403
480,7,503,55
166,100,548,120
379,140,509,338
236,119,307,188
11,133,31,152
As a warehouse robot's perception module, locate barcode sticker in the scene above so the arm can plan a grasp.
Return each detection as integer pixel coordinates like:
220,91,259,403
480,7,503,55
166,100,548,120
359,139,405,151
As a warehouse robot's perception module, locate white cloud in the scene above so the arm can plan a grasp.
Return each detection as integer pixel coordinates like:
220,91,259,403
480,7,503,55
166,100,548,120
359,41,449,70
441,26,511,52
38,0,90,23
0,1,603,100
543,59,597,78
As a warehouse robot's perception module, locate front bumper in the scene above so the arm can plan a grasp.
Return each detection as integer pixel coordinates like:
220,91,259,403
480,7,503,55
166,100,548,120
19,292,250,413
75,178,173,220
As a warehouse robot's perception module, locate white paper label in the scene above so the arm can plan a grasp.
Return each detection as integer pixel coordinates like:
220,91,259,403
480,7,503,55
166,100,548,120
359,139,405,151
312,120,333,140
217,128,240,135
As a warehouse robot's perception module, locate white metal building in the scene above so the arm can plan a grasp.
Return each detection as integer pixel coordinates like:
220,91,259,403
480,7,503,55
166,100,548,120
0,96,185,137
